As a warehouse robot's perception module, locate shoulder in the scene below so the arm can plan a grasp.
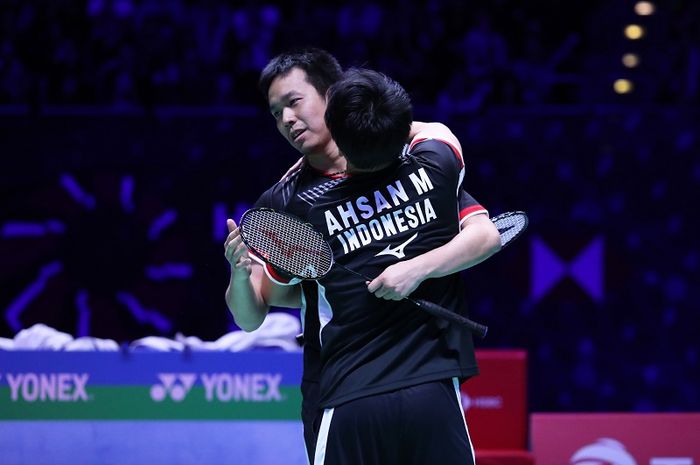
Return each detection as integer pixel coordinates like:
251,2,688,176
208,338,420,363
254,169,306,210
408,122,463,161
408,138,464,172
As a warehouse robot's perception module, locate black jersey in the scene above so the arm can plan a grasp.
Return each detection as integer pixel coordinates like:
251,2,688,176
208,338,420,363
252,166,351,465
307,139,481,408
253,166,347,383
252,148,485,385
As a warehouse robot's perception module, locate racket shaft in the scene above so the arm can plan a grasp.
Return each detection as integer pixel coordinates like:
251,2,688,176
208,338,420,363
409,298,488,338
336,262,487,337
335,262,371,281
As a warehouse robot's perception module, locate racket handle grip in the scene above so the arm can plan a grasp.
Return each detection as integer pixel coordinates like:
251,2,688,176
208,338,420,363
409,298,488,339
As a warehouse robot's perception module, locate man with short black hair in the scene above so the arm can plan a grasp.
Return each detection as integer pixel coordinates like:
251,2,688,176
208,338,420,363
307,68,501,465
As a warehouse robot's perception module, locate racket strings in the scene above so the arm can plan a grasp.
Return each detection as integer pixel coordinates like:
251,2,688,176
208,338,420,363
241,209,333,279
492,212,528,247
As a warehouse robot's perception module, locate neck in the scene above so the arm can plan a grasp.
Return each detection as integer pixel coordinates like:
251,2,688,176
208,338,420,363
306,144,346,175
347,160,394,175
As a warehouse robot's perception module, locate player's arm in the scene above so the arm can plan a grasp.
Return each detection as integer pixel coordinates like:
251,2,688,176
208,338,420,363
369,133,498,300
409,121,463,157
224,219,301,331
367,213,501,300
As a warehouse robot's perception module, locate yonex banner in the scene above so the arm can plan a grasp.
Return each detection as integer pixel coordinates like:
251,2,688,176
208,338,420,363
0,351,302,420
0,349,532,465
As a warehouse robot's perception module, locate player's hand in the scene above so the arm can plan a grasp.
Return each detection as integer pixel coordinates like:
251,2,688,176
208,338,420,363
224,219,252,279
367,260,427,301
280,156,305,181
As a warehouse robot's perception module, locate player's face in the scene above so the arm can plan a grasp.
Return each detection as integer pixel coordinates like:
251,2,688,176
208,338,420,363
267,68,334,157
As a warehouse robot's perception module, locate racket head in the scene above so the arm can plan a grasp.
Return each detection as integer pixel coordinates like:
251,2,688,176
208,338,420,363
491,211,529,248
239,208,334,280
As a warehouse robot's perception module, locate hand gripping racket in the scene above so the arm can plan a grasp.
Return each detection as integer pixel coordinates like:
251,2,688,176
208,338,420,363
239,208,527,338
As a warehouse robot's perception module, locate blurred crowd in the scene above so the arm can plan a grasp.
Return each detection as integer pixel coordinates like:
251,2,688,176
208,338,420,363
1,0,699,108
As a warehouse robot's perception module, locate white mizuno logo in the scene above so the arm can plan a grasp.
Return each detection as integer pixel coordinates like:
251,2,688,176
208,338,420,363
375,233,418,259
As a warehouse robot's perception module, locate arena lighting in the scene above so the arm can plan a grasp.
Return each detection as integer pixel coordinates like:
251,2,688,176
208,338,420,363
634,1,655,16
613,79,634,94
622,53,640,68
625,24,645,40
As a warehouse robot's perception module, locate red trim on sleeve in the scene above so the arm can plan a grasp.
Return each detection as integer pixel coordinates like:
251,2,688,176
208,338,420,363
459,205,487,220
409,137,464,168
265,262,292,284
409,137,428,151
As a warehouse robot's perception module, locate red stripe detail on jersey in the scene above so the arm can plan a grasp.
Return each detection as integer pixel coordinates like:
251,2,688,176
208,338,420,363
308,165,349,179
460,205,487,220
266,262,292,284
410,138,464,168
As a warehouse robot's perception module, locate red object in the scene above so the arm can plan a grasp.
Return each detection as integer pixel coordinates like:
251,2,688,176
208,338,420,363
476,450,535,465
462,350,528,450
530,413,700,465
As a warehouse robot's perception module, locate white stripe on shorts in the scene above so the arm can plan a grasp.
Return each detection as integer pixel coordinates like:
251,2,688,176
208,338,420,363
452,377,476,465
313,407,335,465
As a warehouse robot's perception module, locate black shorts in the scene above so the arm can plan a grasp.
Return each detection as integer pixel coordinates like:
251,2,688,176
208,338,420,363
302,379,321,464
313,378,475,465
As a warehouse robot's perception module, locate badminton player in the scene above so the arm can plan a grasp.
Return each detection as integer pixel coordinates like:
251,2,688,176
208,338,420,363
305,68,501,465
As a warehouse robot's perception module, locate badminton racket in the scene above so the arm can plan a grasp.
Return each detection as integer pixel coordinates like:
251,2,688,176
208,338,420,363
490,211,528,249
239,208,495,337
